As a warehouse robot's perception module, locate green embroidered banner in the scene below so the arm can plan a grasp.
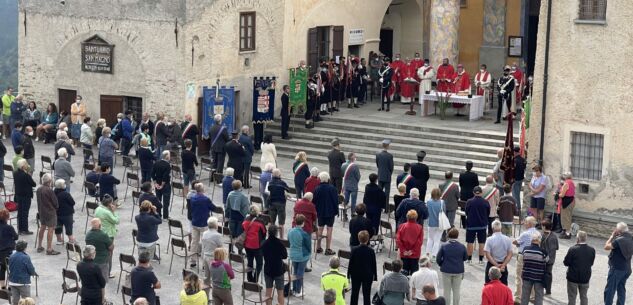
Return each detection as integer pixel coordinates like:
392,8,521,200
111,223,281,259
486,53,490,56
289,67,308,107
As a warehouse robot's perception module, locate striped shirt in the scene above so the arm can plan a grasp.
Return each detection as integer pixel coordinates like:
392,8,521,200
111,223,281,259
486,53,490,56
521,244,548,282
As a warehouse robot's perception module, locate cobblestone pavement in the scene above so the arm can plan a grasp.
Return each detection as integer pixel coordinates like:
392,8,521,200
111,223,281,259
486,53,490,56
1,139,629,305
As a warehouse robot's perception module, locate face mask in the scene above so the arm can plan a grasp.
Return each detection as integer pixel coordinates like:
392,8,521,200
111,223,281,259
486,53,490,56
424,63,429,66
64,127,68,132
480,69,485,73
301,64,306,69
76,100,81,103
28,131,33,136
117,118,122,122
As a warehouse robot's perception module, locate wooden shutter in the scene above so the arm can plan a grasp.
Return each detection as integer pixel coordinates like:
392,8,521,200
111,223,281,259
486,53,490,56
332,26,344,58
307,27,318,75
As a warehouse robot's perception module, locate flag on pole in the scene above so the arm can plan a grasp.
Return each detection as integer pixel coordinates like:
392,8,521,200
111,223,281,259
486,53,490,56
500,113,515,185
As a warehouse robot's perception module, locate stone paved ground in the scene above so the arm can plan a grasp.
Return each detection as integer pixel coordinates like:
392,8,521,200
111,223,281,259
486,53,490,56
0,134,629,305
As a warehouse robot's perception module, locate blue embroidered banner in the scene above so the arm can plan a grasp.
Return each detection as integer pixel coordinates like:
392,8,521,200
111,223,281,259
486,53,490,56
202,86,235,137
252,77,276,124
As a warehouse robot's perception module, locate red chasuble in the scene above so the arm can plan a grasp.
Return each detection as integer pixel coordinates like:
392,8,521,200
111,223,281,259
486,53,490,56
436,64,455,92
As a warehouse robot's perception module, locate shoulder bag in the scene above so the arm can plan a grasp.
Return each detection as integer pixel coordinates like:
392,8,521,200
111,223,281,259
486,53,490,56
438,200,452,231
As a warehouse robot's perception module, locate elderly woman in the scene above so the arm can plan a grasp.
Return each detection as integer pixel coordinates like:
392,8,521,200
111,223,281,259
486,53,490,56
54,130,75,162
292,151,310,199
8,240,37,305
288,214,311,297
313,171,339,256
135,201,162,260
22,101,41,130
13,159,36,234
227,180,250,242
53,147,75,192
54,179,76,245
222,167,235,211
36,173,60,255
378,259,410,305
35,103,58,142
80,117,94,153
436,228,467,305
0,209,18,289
259,134,277,169
266,168,290,237
259,163,274,209
98,127,118,167
95,195,119,275
558,172,575,239
396,210,423,275
242,205,267,282
111,112,125,142
95,118,106,144
304,166,320,194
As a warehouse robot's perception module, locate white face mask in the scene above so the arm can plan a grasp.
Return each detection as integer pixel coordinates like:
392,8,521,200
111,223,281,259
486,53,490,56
27,131,34,136
424,63,429,67
76,100,81,103
64,127,68,132
480,69,485,73
117,118,122,122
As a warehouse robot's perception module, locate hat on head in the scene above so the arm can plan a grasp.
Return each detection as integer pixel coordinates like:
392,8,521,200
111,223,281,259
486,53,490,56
231,130,239,135
457,64,463,68
473,186,483,194
382,139,391,145
384,57,391,63
504,65,511,71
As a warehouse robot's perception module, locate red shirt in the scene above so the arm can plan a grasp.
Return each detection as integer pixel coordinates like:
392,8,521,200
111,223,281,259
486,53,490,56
481,279,514,305
304,176,320,194
292,199,317,234
242,217,266,250
396,220,423,259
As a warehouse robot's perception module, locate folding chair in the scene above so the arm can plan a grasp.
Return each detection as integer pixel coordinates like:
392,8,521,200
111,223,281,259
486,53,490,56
250,165,262,182
337,194,349,226
250,195,264,209
337,249,351,270
212,206,225,227
121,286,133,305
383,261,394,274
169,150,181,166
242,281,271,305
84,201,99,233
130,190,141,222
131,229,161,264
170,181,186,214
41,155,53,173
211,172,224,197
2,165,13,191
0,183,17,227
82,181,99,212
385,203,396,222
117,253,136,293
82,148,95,167
380,220,395,257
121,156,140,181
80,160,95,177
218,226,234,250
167,219,191,254
65,242,82,269
229,253,247,282
171,164,183,182
124,172,140,202
169,238,198,275
0,289,9,302
199,157,214,185
60,268,80,305
280,239,290,248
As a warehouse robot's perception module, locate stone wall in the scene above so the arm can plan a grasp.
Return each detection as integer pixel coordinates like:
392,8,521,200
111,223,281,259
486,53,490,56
528,0,633,216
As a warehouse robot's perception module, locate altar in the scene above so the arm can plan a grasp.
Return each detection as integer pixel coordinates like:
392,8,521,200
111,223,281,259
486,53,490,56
420,91,485,121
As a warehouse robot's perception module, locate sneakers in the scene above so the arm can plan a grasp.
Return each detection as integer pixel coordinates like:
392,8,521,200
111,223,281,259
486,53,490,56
478,260,484,265
56,240,65,246
292,291,304,298
467,260,473,265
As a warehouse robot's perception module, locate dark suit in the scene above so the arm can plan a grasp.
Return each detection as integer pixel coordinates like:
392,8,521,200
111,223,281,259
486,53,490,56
375,150,394,203
362,183,386,233
349,216,374,247
239,133,255,188
224,140,246,183
459,171,480,201
151,159,171,219
281,93,290,138
180,122,199,155
14,170,36,233
348,244,377,305
208,123,230,173
327,148,346,193
154,121,169,158
410,162,430,200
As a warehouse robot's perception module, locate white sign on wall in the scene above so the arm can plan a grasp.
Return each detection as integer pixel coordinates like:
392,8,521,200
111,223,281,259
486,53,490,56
348,29,364,45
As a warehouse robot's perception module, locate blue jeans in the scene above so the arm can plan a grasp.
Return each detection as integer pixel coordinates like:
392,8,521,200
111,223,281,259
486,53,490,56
156,183,171,219
0,158,3,182
512,180,523,215
344,189,358,212
604,268,631,305
292,260,307,293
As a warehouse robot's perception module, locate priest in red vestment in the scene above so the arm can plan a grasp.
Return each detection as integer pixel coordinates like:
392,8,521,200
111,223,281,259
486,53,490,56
452,64,471,113
511,62,524,110
390,54,406,98
436,58,455,92
411,52,424,94
399,59,418,104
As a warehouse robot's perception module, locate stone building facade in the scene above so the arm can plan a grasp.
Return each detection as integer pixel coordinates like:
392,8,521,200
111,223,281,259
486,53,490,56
18,0,525,130
528,0,631,222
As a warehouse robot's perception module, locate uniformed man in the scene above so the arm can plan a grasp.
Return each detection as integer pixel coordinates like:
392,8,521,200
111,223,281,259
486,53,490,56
353,58,368,106
495,65,516,124
376,139,394,204
305,76,318,129
224,130,246,182
207,114,230,173
378,58,394,112
411,150,430,201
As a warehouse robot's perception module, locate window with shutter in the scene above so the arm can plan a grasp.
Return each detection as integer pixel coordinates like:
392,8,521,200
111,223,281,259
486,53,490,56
307,28,318,75
332,26,344,58
239,12,256,51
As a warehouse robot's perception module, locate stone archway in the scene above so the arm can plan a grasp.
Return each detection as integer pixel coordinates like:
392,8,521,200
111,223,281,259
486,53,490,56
378,0,426,59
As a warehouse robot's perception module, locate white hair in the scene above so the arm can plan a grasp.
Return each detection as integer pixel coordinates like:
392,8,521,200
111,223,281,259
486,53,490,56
207,216,219,229
531,231,542,242
410,188,420,198
264,163,274,172
161,150,170,160
224,167,234,177
492,220,502,231
214,114,222,123
57,147,68,158
310,167,319,176
241,125,249,133
303,192,313,201
83,245,96,259
576,230,587,243
272,168,281,178
318,172,330,183
524,216,537,227
56,130,68,140
16,159,28,170
617,222,629,233
54,179,66,189
41,173,53,186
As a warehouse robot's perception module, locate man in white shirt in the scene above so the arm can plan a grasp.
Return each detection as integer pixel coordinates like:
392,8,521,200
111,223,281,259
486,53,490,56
410,256,440,302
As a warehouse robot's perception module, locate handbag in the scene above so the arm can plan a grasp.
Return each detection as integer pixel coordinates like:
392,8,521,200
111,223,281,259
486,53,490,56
235,219,255,250
438,200,451,231
371,292,384,305
3,201,17,212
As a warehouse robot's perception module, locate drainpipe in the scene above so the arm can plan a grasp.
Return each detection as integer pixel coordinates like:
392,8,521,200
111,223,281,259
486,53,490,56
538,0,552,166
